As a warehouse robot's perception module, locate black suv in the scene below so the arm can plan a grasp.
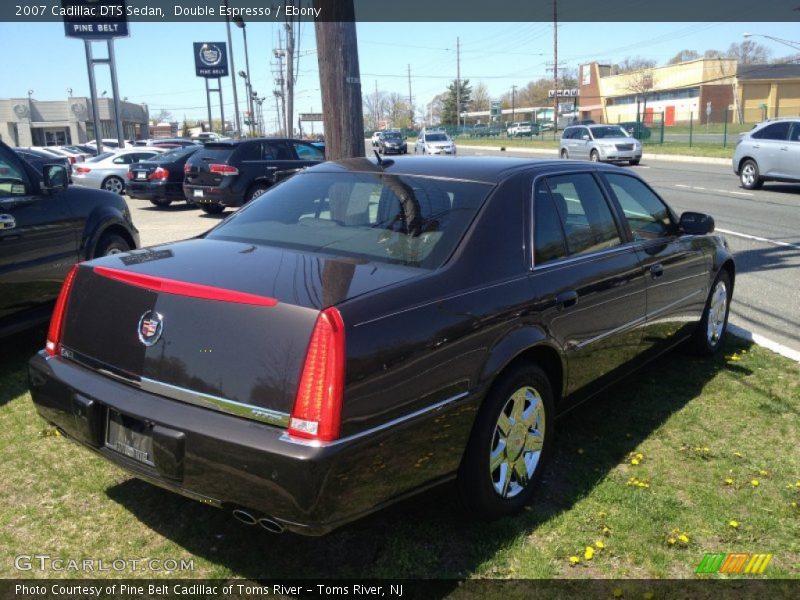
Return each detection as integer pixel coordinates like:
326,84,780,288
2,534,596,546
0,140,139,337
183,138,325,214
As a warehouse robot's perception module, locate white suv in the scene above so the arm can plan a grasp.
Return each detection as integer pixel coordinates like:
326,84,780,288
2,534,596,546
733,118,800,190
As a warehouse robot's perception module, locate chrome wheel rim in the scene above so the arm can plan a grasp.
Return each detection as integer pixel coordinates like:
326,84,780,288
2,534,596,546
706,280,728,345
741,164,755,187
590,152,599,162
490,386,546,499
104,177,123,194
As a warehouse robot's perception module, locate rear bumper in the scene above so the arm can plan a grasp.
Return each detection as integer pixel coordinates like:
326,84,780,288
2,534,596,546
183,183,246,208
127,181,184,201
28,352,472,535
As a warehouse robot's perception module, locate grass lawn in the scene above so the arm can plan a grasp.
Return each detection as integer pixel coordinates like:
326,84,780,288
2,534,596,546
1,328,799,581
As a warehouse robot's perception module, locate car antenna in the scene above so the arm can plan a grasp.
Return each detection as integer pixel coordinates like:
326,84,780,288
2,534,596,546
374,150,393,168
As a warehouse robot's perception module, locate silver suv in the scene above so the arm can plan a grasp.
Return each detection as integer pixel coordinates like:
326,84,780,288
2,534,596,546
560,124,642,165
733,118,800,190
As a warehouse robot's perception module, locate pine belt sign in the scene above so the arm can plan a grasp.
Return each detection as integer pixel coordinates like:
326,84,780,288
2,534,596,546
61,0,129,39
193,42,229,78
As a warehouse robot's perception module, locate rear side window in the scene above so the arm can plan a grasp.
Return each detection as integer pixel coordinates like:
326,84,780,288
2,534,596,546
207,172,493,269
752,122,791,140
544,173,621,256
235,142,262,161
292,142,324,161
533,183,568,265
190,146,235,164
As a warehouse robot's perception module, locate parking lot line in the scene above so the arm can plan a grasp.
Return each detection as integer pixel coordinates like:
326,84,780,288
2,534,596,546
716,228,800,251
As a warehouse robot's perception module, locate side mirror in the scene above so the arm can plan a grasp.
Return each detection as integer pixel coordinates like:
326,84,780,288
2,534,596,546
679,211,715,235
43,164,69,192
582,134,590,141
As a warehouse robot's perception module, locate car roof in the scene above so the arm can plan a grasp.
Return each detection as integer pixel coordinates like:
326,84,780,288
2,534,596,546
307,156,627,184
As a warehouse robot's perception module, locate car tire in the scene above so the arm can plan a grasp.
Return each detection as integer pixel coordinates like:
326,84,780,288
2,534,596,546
94,233,130,258
458,363,554,520
590,150,600,162
200,204,225,215
560,149,568,159
629,159,640,166
102,176,125,195
690,269,731,356
149,198,172,208
246,184,269,203
739,159,763,190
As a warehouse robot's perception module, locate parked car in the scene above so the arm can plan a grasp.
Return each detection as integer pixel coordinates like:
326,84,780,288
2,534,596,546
377,131,408,155
618,121,652,140
29,156,733,535
149,138,201,149
0,140,138,337
14,148,72,178
71,147,165,194
27,146,83,166
507,122,533,137
182,138,325,214
126,145,201,207
414,130,456,155
370,131,383,147
560,124,642,165
732,117,800,190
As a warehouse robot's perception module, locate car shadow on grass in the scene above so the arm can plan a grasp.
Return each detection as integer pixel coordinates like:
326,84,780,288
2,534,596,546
105,337,755,583
0,327,45,407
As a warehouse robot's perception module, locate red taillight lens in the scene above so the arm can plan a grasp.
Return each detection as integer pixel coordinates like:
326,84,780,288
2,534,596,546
45,265,79,357
183,163,191,173
288,308,345,442
126,170,135,180
149,167,169,180
75,166,91,174
209,163,239,176
67,156,77,164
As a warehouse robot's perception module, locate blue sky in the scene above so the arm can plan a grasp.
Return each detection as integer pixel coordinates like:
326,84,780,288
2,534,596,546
2,20,799,130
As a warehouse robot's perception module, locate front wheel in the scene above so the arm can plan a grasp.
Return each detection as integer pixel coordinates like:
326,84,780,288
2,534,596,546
102,176,125,195
629,158,640,166
590,150,600,162
740,159,762,190
458,364,554,520
560,149,568,159
94,233,130,258
690,270,731,355
200,204,225,215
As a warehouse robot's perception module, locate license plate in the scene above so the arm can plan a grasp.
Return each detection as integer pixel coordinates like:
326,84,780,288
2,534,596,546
106,410,154,466
193,189,203,197
136,172,147,180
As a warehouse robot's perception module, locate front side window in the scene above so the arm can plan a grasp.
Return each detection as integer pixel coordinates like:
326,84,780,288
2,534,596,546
544,173,622,256
206,172,493,269
292,142,324,160
604,173,674,240
0,150,28,198
752,122,791,141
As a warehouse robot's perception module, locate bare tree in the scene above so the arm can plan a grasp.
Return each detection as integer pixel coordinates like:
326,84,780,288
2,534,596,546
386,92,412,129
667,49,700,64
152,109,173,124
363,89,388,131
726,40,771,64
425,92,448,126
626,69,655,121
612,57,657,75
471,82,492,112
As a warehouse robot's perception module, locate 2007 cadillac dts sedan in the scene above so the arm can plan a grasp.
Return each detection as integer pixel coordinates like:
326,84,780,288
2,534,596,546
29,157,734,535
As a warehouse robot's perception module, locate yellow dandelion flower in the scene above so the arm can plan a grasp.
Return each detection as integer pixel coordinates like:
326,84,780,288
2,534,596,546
597,511,607,518
595,540,605,549
729,520,739,528
724,478,734,485
602,526,611,536
667,537,676,545
759,470,769,476
791,502,797,508
584,546,595,560
795,481,800,488
569,555,580,566
678,534,689,544
613,588,623,598
734,451,743,458
631,458,640,465
643,593,654,600
751,479,759,487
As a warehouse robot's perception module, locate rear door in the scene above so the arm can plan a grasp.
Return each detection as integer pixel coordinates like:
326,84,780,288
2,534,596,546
601,172,709,351
777,121,800,179
750,121,792,177
529,171,647,402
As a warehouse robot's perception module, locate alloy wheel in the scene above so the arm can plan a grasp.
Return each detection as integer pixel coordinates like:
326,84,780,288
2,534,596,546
706,280,728,346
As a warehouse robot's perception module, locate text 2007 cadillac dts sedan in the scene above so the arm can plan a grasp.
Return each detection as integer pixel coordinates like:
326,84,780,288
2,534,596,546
29,157,734,535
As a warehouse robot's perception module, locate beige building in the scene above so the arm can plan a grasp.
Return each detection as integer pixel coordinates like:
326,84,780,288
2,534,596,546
736,64,800,123
0,97,149,147
579,58,737,126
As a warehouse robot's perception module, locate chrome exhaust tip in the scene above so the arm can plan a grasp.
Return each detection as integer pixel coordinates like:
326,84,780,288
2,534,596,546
258,517,285,534
232,509,257,526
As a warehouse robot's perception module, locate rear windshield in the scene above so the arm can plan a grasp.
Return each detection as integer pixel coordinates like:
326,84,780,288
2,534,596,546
206,172,493,269
153,146,200,162
189,146,235,164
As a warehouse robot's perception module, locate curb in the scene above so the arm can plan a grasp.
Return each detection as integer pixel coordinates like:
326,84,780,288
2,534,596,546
456,144,730,166
728,323,800,363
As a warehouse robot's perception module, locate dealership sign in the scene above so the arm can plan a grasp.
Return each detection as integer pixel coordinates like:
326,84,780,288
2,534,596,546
193,42,229,78
548,89,580,98
61,0,129,39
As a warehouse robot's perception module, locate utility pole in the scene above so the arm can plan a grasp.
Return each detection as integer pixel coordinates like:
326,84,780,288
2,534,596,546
553,0,558,132
456,36,461,130
375,80,379,129
223,0,241,137
407,64,413,128
511,84,517,122
285,19,295,137
314,0,364,159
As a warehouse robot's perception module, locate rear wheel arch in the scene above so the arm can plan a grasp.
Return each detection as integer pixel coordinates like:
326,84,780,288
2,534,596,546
719,258,736,293
88,224,136,259
736,155,755,174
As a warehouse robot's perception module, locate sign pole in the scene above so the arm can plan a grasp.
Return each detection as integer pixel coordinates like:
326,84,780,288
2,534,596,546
107,38,126,148
218,79,225,136
205,78,213,133
83,40,103,155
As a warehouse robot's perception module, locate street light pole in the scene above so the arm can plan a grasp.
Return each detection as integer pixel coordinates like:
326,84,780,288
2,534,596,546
235,17,256,137
743,32,800,52
224,0,242,138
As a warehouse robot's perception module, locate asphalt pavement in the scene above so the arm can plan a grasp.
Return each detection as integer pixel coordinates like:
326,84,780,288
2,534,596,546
124,147,800,357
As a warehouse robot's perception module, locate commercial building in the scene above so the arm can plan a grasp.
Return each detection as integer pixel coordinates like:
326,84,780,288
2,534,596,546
0,97,149,147
735,63,800,123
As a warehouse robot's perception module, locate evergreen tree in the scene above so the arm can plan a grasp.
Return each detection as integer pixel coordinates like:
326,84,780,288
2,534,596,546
441,79,472,125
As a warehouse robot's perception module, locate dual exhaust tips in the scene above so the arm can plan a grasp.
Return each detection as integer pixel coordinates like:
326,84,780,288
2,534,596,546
232,508,285,534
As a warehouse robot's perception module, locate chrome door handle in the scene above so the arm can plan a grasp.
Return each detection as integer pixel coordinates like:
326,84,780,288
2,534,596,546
0,214,16,230
650,263,664,279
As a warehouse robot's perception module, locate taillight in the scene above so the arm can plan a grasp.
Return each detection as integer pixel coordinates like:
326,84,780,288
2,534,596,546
149,167,169,180
126,170,135,180
45,265,79,357
288,308,345,442
67,156,77,164
75,166,91,174
183,163,191,173
209,164,239,176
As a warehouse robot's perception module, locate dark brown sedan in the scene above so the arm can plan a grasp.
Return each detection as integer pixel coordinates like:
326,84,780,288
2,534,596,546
28,157,734,535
